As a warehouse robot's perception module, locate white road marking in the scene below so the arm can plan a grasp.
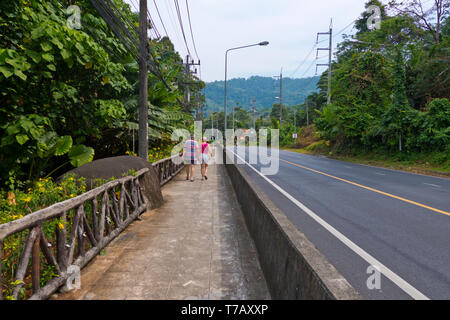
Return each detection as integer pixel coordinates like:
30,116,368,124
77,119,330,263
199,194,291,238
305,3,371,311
375,173,386,176
424,183,441,188
183,281,193,287
227,148,429,300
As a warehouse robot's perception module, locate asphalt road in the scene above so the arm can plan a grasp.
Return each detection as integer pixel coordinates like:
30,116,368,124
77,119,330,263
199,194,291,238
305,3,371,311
228,147,450,300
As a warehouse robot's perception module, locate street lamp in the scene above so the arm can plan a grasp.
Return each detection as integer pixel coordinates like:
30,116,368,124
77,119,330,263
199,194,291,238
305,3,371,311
224,41,269,135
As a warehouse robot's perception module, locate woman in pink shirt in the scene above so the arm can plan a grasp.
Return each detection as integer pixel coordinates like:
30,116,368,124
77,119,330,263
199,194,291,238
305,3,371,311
200,137,211,181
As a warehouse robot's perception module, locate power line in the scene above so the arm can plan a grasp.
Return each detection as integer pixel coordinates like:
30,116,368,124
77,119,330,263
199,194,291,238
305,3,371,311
174,0,193,59
163,0,186,56
106,0,139,36
289,43,316,78
289,18,356,79
185,0,200,61
147,8,161,39
298,59,317,79
152,0,169,37
89,0,140,60
128,0,138,13
335,19,356,37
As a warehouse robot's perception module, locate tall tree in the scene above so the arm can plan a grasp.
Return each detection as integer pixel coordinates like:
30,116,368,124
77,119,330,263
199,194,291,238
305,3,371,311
388,0,449,44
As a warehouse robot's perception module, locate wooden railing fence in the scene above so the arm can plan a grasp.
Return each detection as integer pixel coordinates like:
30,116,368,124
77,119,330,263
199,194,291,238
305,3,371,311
0,156,183,300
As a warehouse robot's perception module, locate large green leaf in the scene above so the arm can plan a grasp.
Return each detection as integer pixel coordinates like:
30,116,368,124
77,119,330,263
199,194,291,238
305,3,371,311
0,66,13,78
69,145,94,167
42,53,54,62
14,69,27,81
19,118,34,131
36,131,58,158
25,49,41,63
54,136,73,156
31,27,45,40
41,42,52,52
60,49,71,60
16,134,29,145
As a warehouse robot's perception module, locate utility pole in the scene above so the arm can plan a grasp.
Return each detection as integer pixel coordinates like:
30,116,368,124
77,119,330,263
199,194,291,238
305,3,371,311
306,99,309,126
294,107,297,134
232,104,234,131
273,68,283,128
184,56,200,113
252,97,256,129
185,55,191,112
201,102,204,123
316,19,333,105
280,68,283,128
138,0,148,160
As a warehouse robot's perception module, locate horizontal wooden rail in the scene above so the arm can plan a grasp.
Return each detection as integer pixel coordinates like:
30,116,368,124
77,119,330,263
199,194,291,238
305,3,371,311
152,154,184,187
0,155,184,300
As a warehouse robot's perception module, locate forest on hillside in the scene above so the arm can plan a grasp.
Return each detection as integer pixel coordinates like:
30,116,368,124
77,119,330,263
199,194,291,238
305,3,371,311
203,75,319,113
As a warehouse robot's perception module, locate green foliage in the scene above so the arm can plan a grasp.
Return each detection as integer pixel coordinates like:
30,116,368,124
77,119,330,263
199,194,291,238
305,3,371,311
0,170,143,299
68,145,95,167
0,0,194,192
311,0,449,161
0,174,87,299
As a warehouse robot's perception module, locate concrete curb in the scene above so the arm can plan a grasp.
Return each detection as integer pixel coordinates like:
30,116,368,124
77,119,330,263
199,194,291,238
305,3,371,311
224,156,362,300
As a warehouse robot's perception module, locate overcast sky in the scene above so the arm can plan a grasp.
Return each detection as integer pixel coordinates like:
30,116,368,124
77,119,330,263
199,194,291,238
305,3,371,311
127,0,372,82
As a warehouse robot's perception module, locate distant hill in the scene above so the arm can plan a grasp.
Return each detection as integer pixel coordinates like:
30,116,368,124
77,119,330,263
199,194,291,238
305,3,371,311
203,75,319,114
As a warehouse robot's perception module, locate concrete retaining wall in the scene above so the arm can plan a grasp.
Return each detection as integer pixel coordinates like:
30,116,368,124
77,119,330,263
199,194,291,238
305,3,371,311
224,153,361,300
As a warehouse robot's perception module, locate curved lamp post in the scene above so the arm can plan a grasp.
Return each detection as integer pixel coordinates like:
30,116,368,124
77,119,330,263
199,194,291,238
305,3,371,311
224,41,269,135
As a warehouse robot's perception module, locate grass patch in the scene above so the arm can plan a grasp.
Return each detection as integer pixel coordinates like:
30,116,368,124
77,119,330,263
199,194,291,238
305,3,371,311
283,147,450,177
281,125,450,177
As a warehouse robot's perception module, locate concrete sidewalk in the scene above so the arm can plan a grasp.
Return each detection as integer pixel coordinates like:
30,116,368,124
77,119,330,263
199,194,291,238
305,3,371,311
54,163,270,300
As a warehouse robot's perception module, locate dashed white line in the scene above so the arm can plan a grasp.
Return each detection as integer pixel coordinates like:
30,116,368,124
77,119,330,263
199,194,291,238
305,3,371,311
375,173,386,176
227,148,430,300
424,183,441,188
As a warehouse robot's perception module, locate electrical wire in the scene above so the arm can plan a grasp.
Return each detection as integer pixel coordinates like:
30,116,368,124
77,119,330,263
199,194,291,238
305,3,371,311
163,0,186,57
174,0,193,59
153,0,169,38
334,19,356,37
147,9,161,39
289,43,316,78
185,0,200,61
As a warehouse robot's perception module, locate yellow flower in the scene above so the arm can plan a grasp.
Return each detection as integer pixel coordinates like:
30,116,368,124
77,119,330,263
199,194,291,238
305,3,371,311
69,177,74,181
58,222,65,230
18,215,23,219
57,187,63,191
37,182,42,187
70,194,75,198
39,187,45,193
24,196,31,203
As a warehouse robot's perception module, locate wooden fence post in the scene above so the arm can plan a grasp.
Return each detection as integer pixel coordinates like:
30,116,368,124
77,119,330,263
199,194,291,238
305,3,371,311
31,227,41,294
0,240,3,300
